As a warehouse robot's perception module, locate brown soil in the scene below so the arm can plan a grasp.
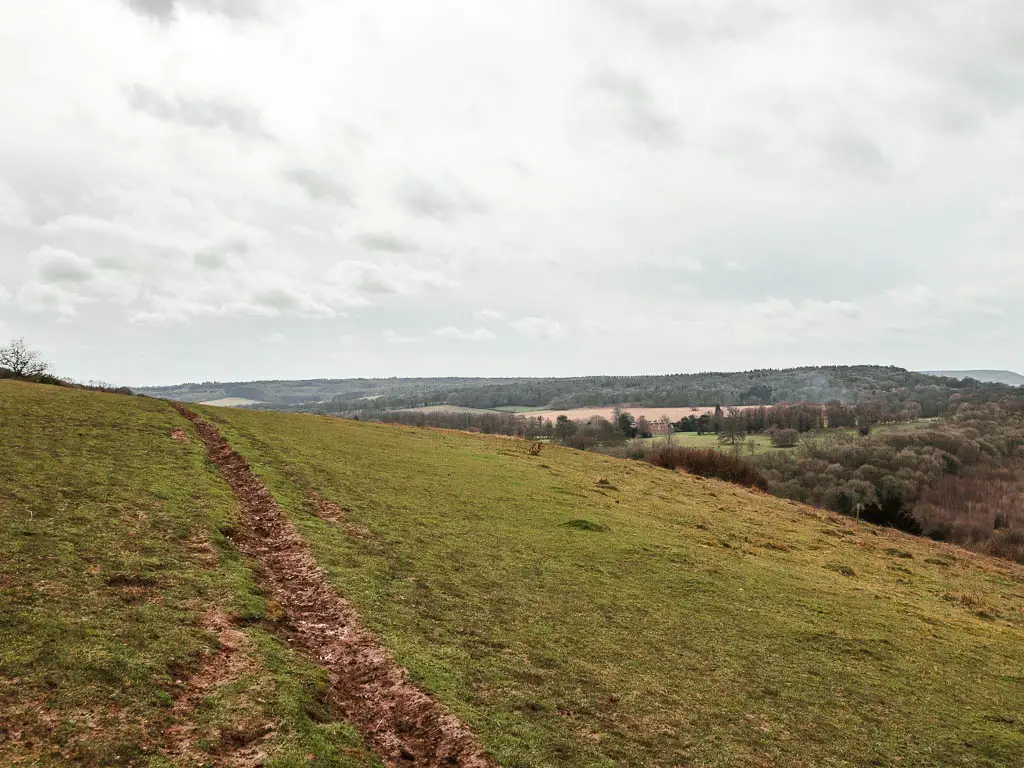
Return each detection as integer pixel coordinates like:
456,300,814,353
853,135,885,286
170,427,190,443
306,490,347,522
306,490,376,540
172,405,498,768
165,610,270,767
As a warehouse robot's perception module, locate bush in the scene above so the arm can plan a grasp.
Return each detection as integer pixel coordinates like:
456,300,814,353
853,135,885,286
769,428,799,448
621,441,769,490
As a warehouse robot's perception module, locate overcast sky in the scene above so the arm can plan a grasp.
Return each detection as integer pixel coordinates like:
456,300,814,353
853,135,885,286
0,0,1022,386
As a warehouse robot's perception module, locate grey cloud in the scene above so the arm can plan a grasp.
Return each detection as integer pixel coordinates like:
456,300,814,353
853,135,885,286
123,0,175,22
17,246,139,316
354,232,418,253
587,69,679,149
327,260,454,296
596,0,788,48
123,0,263,22
285,168,352,205
194,238,249,269
252,286,302,312
38,251,95,284
395,178,487,222
358,273,401,295
0,179,32,228
819,131,891,178
842,1,1024,131
125,84,269,138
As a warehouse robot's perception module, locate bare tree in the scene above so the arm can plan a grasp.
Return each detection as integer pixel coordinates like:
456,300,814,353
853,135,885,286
717,407,747,445
0,338,51,378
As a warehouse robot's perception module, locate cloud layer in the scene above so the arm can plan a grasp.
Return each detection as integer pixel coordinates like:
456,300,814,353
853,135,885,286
0,0,1021,384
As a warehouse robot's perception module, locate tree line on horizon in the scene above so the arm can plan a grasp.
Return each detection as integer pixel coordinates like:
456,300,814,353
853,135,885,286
144,365,1022,415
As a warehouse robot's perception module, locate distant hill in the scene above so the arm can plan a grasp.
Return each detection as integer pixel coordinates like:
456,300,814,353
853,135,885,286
135,365,1023,419
923,369,1024,387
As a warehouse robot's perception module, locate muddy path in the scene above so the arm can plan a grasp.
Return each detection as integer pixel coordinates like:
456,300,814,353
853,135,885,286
172,404,498,768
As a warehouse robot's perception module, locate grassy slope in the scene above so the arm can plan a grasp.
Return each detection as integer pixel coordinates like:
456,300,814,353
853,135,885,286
202,407,1024,768
0,381,378,767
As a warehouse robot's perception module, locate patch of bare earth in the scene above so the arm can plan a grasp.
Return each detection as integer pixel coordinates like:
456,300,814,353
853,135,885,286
173,404,498,768
165,610,271,767
307,490,376,540
170,427,190,444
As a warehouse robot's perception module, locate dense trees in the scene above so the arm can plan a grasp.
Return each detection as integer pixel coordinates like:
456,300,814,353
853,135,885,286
756,401,1024,561
139,366,1023,418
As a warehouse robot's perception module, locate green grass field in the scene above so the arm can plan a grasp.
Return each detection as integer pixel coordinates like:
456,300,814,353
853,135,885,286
0,381,378,767
645,430,784,455
642,419,943,456
2,381,1023,767
204,406,1024,767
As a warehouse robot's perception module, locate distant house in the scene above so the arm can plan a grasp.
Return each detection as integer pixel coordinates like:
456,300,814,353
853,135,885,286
647,418,672,436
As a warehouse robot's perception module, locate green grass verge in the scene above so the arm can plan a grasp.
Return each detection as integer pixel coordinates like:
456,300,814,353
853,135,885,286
201,406,1024,768
642,419,943,455
0,381,378,767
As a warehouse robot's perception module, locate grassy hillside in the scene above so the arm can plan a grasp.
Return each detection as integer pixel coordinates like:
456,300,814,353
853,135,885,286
2,380,1023,767
204,407,1024,767
0,381,378,767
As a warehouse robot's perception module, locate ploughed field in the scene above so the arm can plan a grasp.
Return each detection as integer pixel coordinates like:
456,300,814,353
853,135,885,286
1,379,1023,767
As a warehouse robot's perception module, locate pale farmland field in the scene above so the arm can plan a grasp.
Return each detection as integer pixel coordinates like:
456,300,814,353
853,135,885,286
198,396,262,407
522,405,762,423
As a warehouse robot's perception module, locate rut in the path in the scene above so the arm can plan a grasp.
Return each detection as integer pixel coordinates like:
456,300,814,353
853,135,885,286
173,404,498,768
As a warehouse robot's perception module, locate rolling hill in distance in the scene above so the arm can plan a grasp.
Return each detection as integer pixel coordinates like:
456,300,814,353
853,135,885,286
2,378,1022,766
134,365,1024,417
923,370,1024,387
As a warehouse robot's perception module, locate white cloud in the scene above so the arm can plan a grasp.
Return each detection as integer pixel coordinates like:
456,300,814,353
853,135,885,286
17,281,87,318
381,329,418,344
508,316,566,340
262,332,286,344
326,261,455,296
40,214,199,251
433,326,495,341
0,180,31,228
129,269,361,324
15,246,140,317
474,308,504,321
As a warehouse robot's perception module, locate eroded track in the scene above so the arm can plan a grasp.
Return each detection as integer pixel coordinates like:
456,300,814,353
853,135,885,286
173,404,497,768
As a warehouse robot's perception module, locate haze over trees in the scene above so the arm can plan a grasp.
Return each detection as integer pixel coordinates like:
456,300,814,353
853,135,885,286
138,365,1024,418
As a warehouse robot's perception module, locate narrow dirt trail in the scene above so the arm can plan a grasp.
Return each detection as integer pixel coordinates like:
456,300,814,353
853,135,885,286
173,404,498,768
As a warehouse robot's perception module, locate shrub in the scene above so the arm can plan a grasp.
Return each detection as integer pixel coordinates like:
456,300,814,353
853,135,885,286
637,442,769,490
561,519,609,532
769,428,799,448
